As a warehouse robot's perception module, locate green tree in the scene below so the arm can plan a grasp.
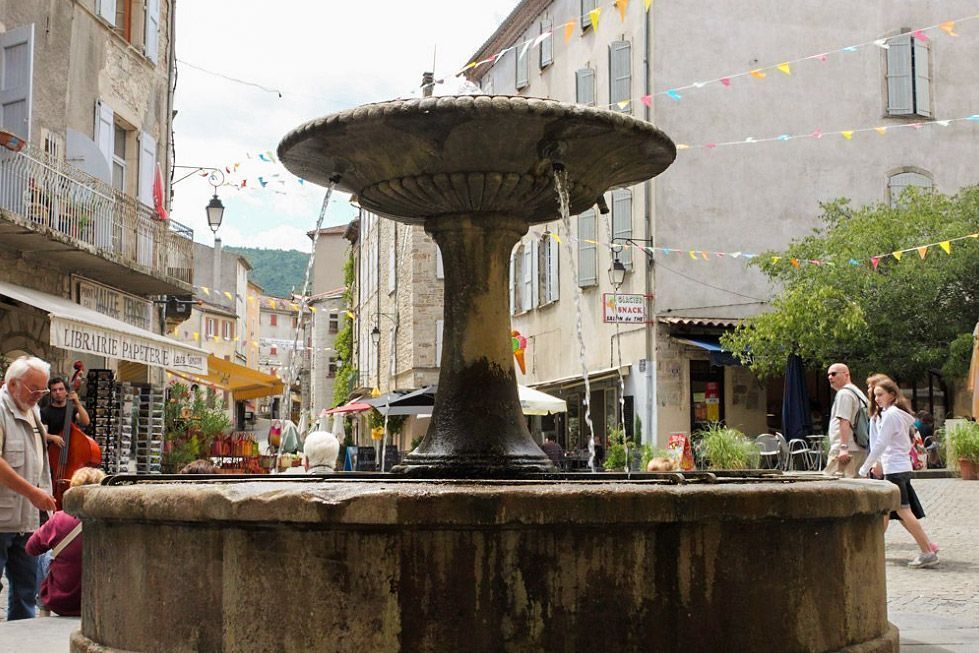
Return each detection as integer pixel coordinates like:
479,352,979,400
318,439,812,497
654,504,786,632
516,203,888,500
722,186,979,381
332,250,357,407
226,247,309,297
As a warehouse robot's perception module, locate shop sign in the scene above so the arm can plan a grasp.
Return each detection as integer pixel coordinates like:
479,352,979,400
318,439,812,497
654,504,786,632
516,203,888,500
51,317,207,374
260,337,303,349
74,278,152,331
602,293,646,323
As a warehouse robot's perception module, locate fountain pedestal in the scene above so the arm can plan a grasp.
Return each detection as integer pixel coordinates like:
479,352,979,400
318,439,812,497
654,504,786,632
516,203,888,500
68,478,898,653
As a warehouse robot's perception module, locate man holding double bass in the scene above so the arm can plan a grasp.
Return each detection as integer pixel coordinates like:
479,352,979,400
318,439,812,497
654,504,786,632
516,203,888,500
40,376,90,448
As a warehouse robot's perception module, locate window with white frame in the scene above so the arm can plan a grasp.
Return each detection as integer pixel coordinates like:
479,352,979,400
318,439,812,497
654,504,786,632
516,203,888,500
539,17,553,69
539,232,560,304
886,32,931,117
580,0,597,29
328,311,340,333
887,170,933,206
221,320,232,341
611,189,633,268
205,317,217,338
112,123,127,192
577,210,598,287
609,41,632,112
576,68,596,106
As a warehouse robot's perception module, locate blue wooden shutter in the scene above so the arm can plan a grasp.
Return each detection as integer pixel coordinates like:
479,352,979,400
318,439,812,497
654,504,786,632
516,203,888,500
530,238,540,308
516,37,529,89
0,24,34,140
578,210,597,286
95,100,114,171
886,35,913,116
609,41,631,112
539,17,553,68
144,0,160,64
137,131,156,206
576,68,595,106
913,39,931,117
522,241,533,311
611,189,633,268
581,0,597,29
97,0,117,26
546,233,560,303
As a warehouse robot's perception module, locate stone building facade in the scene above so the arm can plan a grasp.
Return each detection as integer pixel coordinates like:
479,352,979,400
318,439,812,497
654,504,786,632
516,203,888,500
1,1,197,384
459,0,978,449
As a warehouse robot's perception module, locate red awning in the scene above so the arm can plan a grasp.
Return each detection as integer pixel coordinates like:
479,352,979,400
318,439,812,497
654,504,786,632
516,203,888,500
325,401,372,414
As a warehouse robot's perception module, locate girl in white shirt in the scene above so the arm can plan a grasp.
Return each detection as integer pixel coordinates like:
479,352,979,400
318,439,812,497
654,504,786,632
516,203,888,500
859,379,938,568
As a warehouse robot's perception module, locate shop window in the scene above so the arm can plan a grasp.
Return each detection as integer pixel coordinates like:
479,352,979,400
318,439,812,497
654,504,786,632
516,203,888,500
887,169,933,206
577,210,597,287
690,359,725,434
539,17,553,69
575,67,596,106
886,32,931,117
609,40,632,113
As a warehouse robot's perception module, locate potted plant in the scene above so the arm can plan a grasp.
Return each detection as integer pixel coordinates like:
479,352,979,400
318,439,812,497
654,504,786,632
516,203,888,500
947,421,979,481
695,422,759,470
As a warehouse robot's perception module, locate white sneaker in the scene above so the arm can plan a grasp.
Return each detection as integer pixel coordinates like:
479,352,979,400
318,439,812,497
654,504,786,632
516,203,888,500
908,551,939,568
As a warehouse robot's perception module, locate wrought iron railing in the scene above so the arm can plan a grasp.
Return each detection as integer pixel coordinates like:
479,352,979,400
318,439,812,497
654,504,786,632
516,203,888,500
0,144,193,287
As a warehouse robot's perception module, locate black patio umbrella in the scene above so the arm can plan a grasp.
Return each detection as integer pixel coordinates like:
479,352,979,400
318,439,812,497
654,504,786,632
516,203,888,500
782,354,813,440
373,385,437,416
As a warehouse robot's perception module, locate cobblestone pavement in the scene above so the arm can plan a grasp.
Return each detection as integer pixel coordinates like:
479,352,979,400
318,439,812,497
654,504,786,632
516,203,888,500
884,478,979,619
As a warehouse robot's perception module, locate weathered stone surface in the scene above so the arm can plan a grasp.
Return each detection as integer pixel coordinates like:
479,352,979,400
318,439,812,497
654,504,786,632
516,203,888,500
68,479,899,653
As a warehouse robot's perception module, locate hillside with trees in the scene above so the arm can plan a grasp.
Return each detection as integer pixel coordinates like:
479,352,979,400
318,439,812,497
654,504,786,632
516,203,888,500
226,247,309,298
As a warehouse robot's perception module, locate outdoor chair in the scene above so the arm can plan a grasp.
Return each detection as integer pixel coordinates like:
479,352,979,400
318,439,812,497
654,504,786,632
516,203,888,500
754,434,781,469
774,432,791,470
787,438,814,471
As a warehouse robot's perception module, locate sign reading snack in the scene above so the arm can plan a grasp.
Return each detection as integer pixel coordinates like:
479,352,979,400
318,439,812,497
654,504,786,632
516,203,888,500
602,293,646,323
51,317,207,374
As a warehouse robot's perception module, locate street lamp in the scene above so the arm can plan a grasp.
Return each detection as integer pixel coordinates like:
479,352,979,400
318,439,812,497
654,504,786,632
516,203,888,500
205,170,226,234
370,325,381,346
608,253,627,288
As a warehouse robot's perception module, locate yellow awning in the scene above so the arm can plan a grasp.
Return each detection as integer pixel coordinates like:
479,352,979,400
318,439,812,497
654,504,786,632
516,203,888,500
171,355,284,401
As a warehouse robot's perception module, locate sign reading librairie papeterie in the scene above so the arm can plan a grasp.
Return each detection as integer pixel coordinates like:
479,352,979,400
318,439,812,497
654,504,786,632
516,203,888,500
51,317,207,374
602,293,646,323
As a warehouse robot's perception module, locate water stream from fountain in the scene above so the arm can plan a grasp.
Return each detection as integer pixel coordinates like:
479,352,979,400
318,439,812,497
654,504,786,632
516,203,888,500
553,170,597,471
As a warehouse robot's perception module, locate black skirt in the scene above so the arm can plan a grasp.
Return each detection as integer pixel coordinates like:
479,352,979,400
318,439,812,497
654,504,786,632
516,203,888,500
885,471,925,520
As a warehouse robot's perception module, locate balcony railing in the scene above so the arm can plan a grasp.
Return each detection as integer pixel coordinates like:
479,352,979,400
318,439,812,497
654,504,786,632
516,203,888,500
0,144,193,287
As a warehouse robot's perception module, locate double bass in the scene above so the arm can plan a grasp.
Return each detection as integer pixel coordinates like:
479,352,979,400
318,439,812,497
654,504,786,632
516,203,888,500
47,361,102,510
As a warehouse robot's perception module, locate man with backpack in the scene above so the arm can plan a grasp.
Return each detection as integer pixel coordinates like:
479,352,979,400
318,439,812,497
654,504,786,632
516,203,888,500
824,363,869,477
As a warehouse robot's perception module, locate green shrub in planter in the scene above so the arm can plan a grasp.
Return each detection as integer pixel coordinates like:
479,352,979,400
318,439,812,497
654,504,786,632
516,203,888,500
947,421,979,479
695,422,759,470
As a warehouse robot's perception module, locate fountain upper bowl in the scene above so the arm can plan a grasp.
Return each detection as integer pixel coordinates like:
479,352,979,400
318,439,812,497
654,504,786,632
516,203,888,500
278,95,676,225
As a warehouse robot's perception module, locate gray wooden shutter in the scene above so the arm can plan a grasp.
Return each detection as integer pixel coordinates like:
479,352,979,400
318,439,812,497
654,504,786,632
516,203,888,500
137,131,156,206
611,189,633,268
913,39,931,117
97,0,117,26
547,234,560,302
521,242,533,311
0,24,34,140
576,68,595,106
609,40,632,112
886,35,913,116
578,210,597,287
509,250,516,315
539,17,553,68
581,0,597,29
144,0,161,64
530,238,540,308
516,37,529,89
95,100,114,170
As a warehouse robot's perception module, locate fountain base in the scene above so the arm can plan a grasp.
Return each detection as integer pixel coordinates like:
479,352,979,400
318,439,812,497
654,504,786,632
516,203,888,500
67,477,897,653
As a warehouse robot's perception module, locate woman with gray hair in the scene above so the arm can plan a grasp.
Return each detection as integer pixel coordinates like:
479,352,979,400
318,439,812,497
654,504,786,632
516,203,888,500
303,430,340,474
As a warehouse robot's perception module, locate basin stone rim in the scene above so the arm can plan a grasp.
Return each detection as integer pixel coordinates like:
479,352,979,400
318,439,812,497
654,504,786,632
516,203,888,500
67,479,898,526
278,94,675,159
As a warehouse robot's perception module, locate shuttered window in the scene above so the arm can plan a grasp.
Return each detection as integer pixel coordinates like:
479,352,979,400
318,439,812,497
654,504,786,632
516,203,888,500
137,132,156,206
888,171,933,207
578,210,597,287
539,17,553,68
611,189,633,268
144,0,160,63
576,68,596,106
515,36,529,90
540,232,560,304
609,40,632,113
581,0,597,29
886,33,931,117
95,100,114,179
0,24,34,140
97,0,117,26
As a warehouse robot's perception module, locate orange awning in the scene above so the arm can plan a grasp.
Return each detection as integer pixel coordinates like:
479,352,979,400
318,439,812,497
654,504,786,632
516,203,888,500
170,355,284,401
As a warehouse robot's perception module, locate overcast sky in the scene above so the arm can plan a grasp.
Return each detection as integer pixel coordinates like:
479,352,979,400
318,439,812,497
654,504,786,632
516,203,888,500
171,1,517,252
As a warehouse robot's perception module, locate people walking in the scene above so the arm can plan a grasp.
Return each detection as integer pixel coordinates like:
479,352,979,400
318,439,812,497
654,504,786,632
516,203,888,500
859,379,939,568
823,363,869,478
0,356,58,620
26,467,106,616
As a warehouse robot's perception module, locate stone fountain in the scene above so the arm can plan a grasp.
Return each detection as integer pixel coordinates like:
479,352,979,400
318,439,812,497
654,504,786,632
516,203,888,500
68,96,898,652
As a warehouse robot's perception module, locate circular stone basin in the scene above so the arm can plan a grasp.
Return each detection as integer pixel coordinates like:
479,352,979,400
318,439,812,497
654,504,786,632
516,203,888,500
68,477,898,653
278,95,676,224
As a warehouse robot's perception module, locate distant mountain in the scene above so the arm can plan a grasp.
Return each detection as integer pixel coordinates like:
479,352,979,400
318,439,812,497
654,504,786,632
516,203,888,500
226,247,309,298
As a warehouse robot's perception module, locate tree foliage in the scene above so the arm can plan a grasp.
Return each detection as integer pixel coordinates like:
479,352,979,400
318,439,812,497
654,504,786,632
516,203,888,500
226,247,309,298
721,186,979,382
332,250,357,407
